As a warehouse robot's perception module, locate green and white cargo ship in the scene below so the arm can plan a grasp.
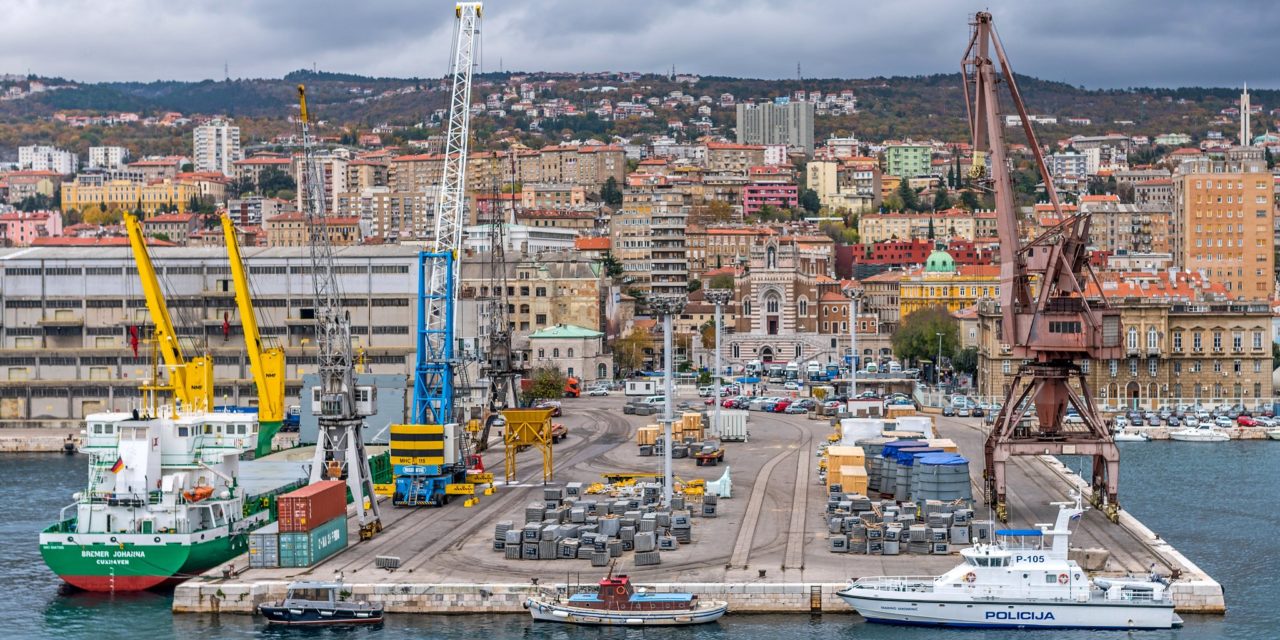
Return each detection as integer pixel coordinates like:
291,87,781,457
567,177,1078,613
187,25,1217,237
40,407,300,592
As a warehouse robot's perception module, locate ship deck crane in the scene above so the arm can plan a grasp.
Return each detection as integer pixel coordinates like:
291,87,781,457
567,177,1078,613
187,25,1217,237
962,12,1123,523
392,2,484,508
123,213,213,413
221,214,286,457
297,85,382,538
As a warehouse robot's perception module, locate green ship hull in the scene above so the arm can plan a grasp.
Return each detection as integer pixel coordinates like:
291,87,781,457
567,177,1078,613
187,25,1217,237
39,530,246,592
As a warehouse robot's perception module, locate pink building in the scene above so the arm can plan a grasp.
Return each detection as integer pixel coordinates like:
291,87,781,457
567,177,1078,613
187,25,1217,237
742,181,799,216
0,210,63,246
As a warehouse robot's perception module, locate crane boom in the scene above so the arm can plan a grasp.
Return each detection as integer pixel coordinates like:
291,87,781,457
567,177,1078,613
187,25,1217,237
123,212,212,413
415,1,481,426
298,84,381,536
221,214,286,456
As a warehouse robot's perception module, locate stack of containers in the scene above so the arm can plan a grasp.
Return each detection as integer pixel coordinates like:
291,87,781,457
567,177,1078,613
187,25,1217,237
277,480,349,568
911,453,973,502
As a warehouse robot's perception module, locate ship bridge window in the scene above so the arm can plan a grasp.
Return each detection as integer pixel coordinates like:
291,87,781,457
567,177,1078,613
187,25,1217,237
1044,574,1058,584
178,426,190,437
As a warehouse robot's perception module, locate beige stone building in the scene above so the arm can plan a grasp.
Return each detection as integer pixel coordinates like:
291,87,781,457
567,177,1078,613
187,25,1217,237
975,272,1274,409
527,324,613,383
858,209,998,243
264,212,360,247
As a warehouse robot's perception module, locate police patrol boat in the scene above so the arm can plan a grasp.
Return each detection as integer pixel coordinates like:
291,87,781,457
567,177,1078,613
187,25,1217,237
837,494,1182,629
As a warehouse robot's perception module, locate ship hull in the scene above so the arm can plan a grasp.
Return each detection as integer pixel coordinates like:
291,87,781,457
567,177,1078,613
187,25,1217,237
837,590,1180,629
40,531,246,592
525,598,728,626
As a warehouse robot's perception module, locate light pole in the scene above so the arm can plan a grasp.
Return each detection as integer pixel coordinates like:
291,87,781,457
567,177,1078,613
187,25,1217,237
650,295,687,507
936,331,944,388
705,289,733,438
848,290,862,399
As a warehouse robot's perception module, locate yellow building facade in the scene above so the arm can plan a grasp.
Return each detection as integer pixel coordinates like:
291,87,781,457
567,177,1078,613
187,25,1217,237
898,250,1000,318
61,179,200,215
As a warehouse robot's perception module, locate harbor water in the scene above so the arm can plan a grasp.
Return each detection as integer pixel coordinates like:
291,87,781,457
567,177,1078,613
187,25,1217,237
8,442,1277,639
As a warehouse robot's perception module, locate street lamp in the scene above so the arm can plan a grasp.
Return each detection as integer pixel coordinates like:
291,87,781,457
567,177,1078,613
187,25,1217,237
936,332,944,387
848,289,863,399
649,294,687,507
704,289,734,438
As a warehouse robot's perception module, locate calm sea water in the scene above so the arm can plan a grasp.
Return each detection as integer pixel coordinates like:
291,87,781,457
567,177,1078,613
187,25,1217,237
8,443,1276,639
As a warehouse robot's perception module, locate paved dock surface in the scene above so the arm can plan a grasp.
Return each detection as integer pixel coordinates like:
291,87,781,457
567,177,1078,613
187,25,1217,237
177,394,1221,613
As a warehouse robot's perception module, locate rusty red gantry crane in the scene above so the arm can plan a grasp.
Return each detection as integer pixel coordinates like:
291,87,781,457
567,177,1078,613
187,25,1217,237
962,12,1125,523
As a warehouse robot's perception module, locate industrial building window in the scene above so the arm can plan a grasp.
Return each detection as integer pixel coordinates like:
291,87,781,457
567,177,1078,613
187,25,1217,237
1048,321,1082,333
371,326,409,334
732,344,740,358
1109,360,1118,377
795,345,802,358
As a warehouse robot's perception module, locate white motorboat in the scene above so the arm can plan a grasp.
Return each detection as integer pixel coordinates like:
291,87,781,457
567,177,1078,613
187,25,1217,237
1266,428,1280,441
1168,425,1231,442
1112,429,1150,442
837,494,1182,629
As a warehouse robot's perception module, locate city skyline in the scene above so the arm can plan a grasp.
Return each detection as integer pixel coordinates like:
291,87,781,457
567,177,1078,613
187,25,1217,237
2,0,1277,88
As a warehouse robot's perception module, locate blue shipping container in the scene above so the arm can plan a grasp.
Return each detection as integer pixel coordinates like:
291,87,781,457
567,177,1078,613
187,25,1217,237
278,515,348,568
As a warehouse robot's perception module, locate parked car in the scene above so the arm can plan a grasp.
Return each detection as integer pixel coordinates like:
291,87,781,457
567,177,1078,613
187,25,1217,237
587,387,609,397
1214,416,1234,429
1129,416,1144,427
1237,415,1258,427
942,405,956,417
1113,416,1128,429
1166,417,1181,428
534,400,563,417
822,400,843,412
783,381,802,391
697,386,713,397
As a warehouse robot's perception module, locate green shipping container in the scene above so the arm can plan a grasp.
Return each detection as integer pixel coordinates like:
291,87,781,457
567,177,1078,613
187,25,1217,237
278,516,348,568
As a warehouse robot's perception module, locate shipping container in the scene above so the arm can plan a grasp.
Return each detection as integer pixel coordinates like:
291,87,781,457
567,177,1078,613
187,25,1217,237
248,522,279,569
277,480,347,533
278,515,349,568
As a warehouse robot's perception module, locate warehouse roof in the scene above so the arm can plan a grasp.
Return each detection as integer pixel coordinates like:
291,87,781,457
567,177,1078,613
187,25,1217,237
528,324,603,339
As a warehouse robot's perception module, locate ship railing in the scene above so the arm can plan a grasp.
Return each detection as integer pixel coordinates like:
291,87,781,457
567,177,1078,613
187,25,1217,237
848,576,936,593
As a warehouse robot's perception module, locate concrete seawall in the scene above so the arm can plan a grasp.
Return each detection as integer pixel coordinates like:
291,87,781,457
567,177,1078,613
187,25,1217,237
173,580,848,615
0,428,79,453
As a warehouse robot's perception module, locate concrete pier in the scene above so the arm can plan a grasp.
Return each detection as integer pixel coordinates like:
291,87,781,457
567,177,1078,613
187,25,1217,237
173,395,1225,615
0,428,79,452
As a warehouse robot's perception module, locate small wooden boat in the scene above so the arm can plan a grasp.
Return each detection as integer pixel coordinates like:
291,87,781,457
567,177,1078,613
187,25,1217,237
525,572,727,626
258,580,383,625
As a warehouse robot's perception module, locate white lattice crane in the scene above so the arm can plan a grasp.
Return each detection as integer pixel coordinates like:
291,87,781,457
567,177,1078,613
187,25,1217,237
298,84,382,538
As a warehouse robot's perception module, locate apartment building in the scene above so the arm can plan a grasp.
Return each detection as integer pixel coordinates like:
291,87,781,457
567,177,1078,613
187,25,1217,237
735,100,815,153
1172,147,1274,299
88,146,129,170
884,144,931,178
18,145,78,174
192,118,242,176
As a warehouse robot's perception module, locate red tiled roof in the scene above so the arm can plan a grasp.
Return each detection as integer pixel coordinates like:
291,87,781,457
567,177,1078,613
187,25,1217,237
575,237,610,251
35,236,175,247
144,213,194,223
820,291,849,302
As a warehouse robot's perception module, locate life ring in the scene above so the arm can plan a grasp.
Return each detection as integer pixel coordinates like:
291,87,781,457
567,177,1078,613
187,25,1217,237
965,572,977,584
615,586,626,595
1058,573,1070,584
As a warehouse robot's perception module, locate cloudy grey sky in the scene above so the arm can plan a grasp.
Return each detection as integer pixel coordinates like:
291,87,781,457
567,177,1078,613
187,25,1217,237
2,0,1274,88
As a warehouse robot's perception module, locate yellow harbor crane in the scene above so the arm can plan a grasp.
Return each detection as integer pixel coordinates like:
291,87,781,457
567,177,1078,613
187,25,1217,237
123,212,213,413
222,214,287,456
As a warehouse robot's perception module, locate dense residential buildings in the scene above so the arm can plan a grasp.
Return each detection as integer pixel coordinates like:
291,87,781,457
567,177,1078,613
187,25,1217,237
0,210,62,246
192,118,242,175
1077,197,1172,255
735,100,815,153
263,211,361,247
18,145,78,174
857,209,998,243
